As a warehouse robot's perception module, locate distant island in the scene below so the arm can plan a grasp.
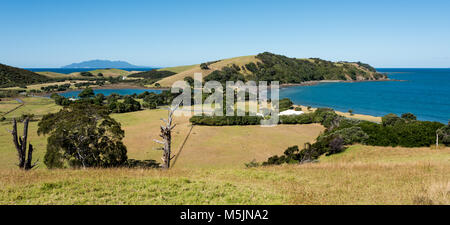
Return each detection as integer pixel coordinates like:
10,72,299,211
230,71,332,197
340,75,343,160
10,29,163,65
62,60,148,69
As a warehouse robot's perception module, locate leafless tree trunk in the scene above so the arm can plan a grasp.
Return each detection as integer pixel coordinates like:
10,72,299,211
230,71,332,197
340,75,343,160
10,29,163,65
436,132,439,149
11,118,37,170
154,104,180,169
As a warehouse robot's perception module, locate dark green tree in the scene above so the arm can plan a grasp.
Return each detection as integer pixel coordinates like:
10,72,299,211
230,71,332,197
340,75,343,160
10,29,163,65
37,103,128,168
78,88,95,99
382,113,403,126
184,76,195,87
401,113,417,122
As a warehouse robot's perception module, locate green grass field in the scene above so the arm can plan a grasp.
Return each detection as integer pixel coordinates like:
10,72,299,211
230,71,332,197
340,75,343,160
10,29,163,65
1,145,449,204
0,97,449,205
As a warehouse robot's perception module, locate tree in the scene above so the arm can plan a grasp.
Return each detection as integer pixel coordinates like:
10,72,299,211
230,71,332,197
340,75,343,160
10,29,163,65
38,103,127,168
401,113,417,122
279,98,294,111
200,63,210,70
78,88,95,99
153,103,180,169
184,76,194,87
348,109,354,116
10,118,37,170
328,136,345,155
382,113,403,126
80,71,93,77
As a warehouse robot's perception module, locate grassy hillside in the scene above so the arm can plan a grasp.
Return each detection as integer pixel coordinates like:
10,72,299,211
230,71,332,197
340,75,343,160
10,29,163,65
157,64,199,74
157,55,260,87
1,145,449,204
0,97,449,204
0,64,50,88
36,71,71,79
69,68,133,78
156,53,386,87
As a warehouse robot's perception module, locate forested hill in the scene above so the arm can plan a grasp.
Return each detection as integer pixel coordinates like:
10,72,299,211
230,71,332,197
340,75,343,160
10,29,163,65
204,52,387,84
0,64,50,88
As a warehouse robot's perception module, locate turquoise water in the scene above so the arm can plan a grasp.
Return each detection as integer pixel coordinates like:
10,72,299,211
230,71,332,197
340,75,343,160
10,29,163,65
60,89,162,98
279,68,450,123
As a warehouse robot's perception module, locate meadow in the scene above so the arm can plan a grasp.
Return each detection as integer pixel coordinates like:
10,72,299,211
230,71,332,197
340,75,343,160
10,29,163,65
1,145,449,205
0,97,449,205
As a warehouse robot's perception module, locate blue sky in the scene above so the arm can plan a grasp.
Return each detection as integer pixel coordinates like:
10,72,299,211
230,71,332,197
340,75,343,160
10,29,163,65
1,0,449,68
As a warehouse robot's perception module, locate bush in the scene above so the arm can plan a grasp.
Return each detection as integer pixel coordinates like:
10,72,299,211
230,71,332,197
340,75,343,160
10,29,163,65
245,160,260,168
328,137,345,155
382,113,403,126
80,72,93,77
200,63,209,70
279,98,294,111
401,113,417,121
359,120,444,147
319,126,369,145
78,88,95,99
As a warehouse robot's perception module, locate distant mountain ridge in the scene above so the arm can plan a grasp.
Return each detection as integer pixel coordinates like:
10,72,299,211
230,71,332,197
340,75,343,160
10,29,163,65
62,60,147,69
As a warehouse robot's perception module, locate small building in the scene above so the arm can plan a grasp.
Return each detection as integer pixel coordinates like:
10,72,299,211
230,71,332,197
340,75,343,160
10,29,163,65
279,110,304,116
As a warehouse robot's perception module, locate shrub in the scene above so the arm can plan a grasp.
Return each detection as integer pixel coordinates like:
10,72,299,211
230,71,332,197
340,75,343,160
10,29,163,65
359,120,444,147
80,72,93,77
328,137,345,155
245,160,260,168
382,113,403,126
78,88,95,99
319,126,369,145
401,112,417,122
200,63,209,70
279,98,294,111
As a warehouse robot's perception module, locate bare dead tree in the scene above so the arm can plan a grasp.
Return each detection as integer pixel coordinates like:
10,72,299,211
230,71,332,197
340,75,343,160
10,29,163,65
154,103,180,169
11,118,37,170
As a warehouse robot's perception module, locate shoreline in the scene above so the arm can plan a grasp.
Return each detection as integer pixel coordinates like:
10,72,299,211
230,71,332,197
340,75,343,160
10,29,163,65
35,83,169,97
280,78,404,88
295,105,382,123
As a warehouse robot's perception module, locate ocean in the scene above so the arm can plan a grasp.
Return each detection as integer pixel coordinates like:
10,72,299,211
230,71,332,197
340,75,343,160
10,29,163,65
279,68,450,123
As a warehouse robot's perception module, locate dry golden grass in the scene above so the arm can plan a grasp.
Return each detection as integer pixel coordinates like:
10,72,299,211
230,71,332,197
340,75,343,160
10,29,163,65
1,145,449,205
36,71,74,79
174,124,323,169
70,69,132,78
3,80,98,91
157,55,260,87
111,109,193,162
0,99,22,115
158,64,199,74
112,108,323,169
